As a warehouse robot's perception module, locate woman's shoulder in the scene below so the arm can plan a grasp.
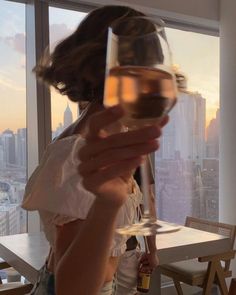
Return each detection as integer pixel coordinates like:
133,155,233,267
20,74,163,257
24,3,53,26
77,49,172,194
22,134,94,218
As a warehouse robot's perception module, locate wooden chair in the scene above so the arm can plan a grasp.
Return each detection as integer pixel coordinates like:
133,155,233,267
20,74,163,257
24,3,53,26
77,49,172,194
0,261,33,294
159,216,236,295
229,278,236,295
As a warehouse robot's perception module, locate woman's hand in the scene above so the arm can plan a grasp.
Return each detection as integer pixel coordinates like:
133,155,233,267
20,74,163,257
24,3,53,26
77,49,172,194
139,251,159,272
78,105,168,208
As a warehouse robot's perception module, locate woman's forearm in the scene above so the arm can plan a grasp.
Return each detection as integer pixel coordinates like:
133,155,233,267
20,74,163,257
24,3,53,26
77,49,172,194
147,235,156,252
55,199,120,295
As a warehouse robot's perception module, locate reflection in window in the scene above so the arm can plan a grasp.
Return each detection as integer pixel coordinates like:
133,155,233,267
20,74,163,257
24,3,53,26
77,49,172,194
155,28,219,224
0,2,26,235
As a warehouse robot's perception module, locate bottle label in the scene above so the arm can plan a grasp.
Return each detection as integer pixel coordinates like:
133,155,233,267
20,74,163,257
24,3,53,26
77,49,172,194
137,272,151,290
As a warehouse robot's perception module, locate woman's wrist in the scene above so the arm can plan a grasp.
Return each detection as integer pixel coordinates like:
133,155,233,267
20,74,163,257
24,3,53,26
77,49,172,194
93,198,122,218
147,236,157,252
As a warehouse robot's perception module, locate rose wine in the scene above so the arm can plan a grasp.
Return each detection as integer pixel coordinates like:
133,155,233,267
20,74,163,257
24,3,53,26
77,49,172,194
104,66,177,128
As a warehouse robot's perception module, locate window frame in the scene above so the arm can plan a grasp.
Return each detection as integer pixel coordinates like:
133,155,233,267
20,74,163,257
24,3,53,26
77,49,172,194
5,0,220,232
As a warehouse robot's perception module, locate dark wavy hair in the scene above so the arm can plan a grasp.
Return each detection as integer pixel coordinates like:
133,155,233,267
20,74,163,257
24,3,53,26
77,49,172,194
34,5,147,103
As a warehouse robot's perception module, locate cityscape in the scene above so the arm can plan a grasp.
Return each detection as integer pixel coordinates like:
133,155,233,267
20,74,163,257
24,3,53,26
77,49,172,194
155,73,219,224
0,128,27,235
0,74,219,235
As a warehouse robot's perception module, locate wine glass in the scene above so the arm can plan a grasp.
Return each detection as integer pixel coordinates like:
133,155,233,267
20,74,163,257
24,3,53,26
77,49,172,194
103,17,177,235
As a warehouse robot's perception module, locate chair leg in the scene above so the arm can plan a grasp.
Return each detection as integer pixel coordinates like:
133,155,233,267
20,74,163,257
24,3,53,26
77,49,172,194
214,261,228,295
202,261,217,295
229,278,236,295
173,279,184,295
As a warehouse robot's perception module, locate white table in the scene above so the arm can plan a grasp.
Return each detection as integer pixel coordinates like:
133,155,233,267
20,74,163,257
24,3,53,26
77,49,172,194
0,232,49,283
148,222,231,294
0,223,230,293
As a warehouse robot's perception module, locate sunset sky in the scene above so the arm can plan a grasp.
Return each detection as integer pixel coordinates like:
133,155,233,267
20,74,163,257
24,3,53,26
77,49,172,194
0,2,219,133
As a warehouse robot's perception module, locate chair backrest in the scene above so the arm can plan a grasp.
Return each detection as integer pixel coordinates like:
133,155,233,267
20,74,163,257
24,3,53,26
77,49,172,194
185,216,236,272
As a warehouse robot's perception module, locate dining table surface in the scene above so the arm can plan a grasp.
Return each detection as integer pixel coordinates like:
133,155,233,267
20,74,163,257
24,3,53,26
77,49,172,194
156,220,230,264
0,232,49,284
0,220,231,293
148,220,231,294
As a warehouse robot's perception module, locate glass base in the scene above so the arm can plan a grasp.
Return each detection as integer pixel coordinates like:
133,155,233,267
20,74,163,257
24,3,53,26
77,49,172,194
116,217,181,236
116,217,161,236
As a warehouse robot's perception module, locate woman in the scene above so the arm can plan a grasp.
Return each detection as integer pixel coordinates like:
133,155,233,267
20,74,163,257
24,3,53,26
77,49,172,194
22,5,168,295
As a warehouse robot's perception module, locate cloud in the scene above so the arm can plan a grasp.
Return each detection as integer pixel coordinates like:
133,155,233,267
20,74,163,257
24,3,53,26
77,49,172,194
1,23,73,55
4,33,25,55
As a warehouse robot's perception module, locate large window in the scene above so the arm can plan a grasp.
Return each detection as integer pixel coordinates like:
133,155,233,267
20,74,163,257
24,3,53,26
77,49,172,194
0,1,220,235
155,28,219,224
49,7,87,139
49,7,220,224
0,1,27,235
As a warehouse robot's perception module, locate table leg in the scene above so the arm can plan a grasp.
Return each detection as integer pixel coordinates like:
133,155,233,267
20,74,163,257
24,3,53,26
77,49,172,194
148,266,161,295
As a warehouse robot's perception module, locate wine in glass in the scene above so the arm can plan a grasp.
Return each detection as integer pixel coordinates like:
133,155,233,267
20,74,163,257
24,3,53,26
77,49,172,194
104,17,177,235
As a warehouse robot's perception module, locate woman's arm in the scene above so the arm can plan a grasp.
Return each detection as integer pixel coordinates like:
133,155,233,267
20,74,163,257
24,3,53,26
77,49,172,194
55,106,167,295
55,199,121,295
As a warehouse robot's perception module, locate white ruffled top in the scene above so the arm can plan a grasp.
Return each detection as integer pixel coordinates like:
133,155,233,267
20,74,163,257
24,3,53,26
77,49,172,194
22,135,142,257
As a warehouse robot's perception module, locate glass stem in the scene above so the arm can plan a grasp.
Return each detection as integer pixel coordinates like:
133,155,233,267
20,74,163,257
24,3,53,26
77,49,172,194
140,156,151,218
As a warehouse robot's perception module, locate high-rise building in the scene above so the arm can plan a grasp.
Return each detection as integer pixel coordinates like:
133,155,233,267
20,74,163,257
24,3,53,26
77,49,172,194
16,128,26,168
0,211,7,236
0,205,20,235
206,109,219,158
201,159,219,220
63,103,73,129
155,71,207,224
1,129,16,166
0,144,4,169
0,181,12,204
157,91,206,165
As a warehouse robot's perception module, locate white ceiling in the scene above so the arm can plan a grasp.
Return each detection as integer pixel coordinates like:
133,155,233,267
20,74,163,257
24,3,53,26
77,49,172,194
67,0,219,31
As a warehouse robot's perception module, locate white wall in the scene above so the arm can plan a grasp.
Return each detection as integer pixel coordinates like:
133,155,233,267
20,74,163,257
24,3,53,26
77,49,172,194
219,0,236,278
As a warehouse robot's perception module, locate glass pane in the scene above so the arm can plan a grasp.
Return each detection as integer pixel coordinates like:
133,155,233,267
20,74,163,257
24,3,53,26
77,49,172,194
49,7,87,138
0,1,27,235
155,28,219,224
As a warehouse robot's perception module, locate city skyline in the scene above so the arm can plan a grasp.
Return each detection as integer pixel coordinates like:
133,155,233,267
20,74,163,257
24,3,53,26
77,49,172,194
0,83,220,236
155,86,219,224
0,124,27,236
0,99,220,135
0,3,219,133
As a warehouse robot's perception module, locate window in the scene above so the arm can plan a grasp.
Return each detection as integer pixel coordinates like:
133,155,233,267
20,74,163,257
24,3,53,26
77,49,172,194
155,28,219,224
49,7,87,138
0,1,27,235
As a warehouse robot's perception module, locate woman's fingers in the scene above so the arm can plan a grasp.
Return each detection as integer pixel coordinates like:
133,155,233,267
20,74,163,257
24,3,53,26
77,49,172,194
85,105,124,140
79,125,161,161
81,157,143,191
78,106,169,192
78,140,159,176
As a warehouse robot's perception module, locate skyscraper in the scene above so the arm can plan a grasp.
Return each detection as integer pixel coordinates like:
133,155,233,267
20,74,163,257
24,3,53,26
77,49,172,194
16,128,26,168
63,103,73,129
206,109,219,158
1,129,16,166
155,71,207,224
157,89,206,164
